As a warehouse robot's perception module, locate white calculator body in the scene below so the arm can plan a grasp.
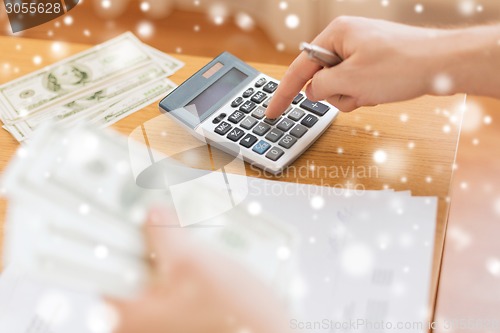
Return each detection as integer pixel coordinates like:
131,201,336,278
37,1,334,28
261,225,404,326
159,52,338,174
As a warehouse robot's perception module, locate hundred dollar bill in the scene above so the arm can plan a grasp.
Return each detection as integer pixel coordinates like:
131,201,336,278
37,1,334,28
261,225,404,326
145,45,184,75
4,64,173,141
1,124,300,300
0,32,162,123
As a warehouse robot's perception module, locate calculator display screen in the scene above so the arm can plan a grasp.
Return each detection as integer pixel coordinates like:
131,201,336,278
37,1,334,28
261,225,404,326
187,68,248,117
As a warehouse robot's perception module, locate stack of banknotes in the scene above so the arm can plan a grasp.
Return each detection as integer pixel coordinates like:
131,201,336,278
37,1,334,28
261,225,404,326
0,123,300,301
0,32,183,142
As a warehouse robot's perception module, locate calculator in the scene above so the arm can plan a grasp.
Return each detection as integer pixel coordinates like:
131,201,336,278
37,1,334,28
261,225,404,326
159,52,338,174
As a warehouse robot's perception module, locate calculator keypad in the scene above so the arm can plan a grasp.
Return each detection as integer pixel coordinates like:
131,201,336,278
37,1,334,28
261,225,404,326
212,76,332,164
227,128,245,141
240,100,256,113
241,116,258,130
228,110,245,124
252,122,271,136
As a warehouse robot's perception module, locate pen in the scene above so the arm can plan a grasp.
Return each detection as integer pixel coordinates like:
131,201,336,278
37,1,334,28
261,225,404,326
300,42,343,68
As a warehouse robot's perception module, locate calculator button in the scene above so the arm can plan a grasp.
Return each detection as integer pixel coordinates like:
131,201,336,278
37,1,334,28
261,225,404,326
231,97,244,107
227,128,245,142
292,93,305,104
265,128,284,142
300,114,319,128
239,100,257,113
252,140,271,155
241,116,258,130
240,134,258,148
228,110,245,124
214,121,232,135
242,88,254,98
263,97,272,107
288,108,305,121
251,106,266,119
300,99,330,116
251,91,268,104
212,113,226,124
252,122,271,136
263,117,281,125
263,81,278,93
265,147,285,161
277,118,294,132
255,77,267,88
278,135,297,149
290,124,308,138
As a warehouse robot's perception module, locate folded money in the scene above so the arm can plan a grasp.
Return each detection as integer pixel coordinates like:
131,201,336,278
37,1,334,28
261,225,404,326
0,32,183,142
1,123,300,300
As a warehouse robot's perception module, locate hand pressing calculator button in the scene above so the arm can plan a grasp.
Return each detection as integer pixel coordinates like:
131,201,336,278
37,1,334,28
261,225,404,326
159,52,339,174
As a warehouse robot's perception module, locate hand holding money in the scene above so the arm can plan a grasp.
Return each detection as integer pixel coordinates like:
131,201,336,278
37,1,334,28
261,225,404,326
108,207,293,333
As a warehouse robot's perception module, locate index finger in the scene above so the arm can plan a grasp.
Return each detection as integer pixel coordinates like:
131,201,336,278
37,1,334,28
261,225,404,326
265,52,322,119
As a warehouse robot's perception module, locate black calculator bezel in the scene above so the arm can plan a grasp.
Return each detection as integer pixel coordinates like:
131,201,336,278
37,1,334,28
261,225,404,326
159,52,259,129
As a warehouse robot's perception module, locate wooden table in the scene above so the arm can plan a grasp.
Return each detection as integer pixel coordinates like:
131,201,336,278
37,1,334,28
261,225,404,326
0,37,463,318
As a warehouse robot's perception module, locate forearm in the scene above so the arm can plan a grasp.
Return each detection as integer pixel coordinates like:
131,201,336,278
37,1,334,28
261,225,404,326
431,25,500,98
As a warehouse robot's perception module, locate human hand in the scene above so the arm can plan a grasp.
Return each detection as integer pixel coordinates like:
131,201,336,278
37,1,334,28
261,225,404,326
108,208,292,333
266,16,455,117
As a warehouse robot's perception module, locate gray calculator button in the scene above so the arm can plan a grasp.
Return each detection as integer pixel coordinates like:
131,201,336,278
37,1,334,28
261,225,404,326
301,114,319,128
240,133,258,148
242,87,254,98
277,118,294,132
265,128,284,143
251,91,267,104
288,108,305,121
231,97,244,107
263,81,278,93
241,116,258,130
214,121,232,135
239,100,257,113
255,77,267,87
227,128,245,141
265,147,284,161
252,122,271,136
290,124,308,138
278,135,297,149
263,97,272,107
263,117,281,125
251,106,266,119
292,93,304,104
300,99,330,116
228,110,245,124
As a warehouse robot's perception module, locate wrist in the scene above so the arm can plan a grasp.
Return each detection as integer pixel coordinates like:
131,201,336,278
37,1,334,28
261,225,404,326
428,26,500,97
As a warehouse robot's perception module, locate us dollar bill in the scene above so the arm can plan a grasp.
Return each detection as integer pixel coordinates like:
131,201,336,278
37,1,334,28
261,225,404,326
0,32,162,123
4,64,173,141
